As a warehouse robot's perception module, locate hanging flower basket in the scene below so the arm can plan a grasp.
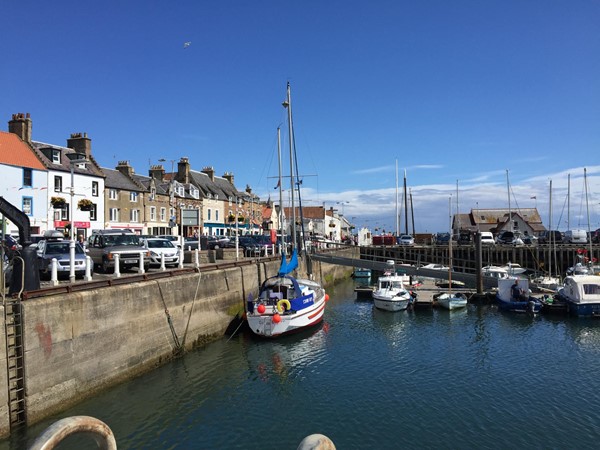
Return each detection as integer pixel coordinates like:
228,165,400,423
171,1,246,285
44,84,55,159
228,214,236,223
51,196,66,209
78,199,94,211
329,222,336,228
237,216,245,222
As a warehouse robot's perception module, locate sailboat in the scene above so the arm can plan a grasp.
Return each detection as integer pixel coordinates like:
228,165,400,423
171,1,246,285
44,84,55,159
245,83,328,338
436,196,468,310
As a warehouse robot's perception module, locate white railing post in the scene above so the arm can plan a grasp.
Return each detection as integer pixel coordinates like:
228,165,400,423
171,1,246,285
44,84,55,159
114,254,121,278
85,256,92,281
51,258,58,286
160,253,166,271
194,249,200,268
179,247,184,268
139,251,145,274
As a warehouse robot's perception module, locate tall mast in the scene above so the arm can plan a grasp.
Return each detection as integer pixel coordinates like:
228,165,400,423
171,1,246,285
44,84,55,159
410,188,415,236
585,168,593,263
283,82,296,250
448,195,453,295
567,173,571,230
548,179,553,277
395,160,399,237
456,180,460,232
277,127,285,254
403,169,408,235
506,170,511,231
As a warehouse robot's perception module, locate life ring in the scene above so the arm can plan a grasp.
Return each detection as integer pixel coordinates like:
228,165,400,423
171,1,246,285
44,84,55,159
277,299,291,313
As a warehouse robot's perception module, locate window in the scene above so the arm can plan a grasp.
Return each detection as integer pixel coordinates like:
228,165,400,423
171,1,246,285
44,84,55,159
584,284,600,295
207,209,212,221
177,186,184,197
150,187,156,201
92,181,99,197
215,210,219,221
130,209,139,222
109,208,119,222
130,192,138,202
23,168,32,187
160,207,166,222
22,197,33,216
62,204,69,221
54,176,63,192
150,206,156,221
228,196,233,205
90,204,97,221
109,189,118,200
52,150,60,164
190,187,199,199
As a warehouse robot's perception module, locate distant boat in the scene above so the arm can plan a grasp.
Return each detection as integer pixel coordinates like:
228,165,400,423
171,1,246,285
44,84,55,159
557,275,600,317
435,292,468,310
495,278,542,314
481,265,510,280
372,273,415,312
352,267,371,278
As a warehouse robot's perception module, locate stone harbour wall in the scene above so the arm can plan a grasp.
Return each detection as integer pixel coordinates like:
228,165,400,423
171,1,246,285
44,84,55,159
0,249,353,436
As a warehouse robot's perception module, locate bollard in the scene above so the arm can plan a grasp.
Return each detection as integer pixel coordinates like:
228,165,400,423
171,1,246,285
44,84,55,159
297,434,336,450
160,253,166,271
138,251,145,274
51,258,59,286
179,247,184,268
194,249,200,268
85,256,92,281
114,254,121,278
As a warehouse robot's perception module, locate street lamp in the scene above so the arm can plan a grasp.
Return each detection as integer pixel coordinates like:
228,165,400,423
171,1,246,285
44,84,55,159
66,152,89,283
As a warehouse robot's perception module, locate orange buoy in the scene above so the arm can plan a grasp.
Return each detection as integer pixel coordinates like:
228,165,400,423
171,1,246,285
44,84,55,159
325,294,330,302
272,313,281,323
257,304,266,314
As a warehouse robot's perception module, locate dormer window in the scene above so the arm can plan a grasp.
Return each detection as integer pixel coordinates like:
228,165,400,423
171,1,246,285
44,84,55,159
52,150,60,164
177,186,184,197
190,187,199,199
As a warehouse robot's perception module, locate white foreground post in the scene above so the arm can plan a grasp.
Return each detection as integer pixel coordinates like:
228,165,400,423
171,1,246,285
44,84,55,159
179,247,184,268
114,254,121,278
85,256,92,281
51,258,58,286
160,253,166,271
194,249,200,268
69,240,76,283
138,251,145,274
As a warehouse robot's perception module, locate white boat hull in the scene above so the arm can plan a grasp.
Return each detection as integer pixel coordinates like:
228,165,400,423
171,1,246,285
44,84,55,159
436,294,468,310
373,292,411,311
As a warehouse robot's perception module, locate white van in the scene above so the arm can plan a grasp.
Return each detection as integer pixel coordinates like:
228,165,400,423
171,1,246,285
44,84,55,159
480,232,495,245
564,229,588,244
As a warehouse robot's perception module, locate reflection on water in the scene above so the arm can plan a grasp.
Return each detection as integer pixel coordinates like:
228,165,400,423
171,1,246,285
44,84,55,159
3,278,600,449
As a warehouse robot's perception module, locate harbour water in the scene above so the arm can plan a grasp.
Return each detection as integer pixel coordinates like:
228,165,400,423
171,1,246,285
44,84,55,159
3,278,600,449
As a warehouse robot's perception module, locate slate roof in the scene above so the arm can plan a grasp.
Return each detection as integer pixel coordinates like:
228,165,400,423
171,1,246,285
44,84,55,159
132,174,169,195
0,131,46,170
102,167,145,192
188,170,242,200
30,140,104,177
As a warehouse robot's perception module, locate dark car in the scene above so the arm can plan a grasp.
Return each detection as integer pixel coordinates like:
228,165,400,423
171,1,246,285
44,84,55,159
434,233,451,245
237,236,261,256
457,231,472,245
495,231,523,245
36,234,89,279
538,230,563,245
591,228,600,244
87,229,149,273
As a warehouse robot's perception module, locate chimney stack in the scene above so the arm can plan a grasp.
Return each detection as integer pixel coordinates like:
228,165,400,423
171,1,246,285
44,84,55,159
149,164,166,181
116,160,134,178
8,113,32,143
177,157,190,184
201,166,215,181
223,172,235,185
67,132,92,159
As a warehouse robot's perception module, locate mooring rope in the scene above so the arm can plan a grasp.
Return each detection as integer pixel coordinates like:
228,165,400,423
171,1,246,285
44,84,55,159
156,281,182,354
180,270,202,348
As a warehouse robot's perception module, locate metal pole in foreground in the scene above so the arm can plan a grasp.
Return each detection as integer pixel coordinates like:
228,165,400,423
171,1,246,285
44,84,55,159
69,162,76,283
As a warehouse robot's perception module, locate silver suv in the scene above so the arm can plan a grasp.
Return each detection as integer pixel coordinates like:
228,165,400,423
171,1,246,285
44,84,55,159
87,229,150,273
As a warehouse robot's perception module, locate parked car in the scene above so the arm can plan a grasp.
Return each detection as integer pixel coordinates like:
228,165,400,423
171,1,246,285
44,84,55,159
521,233,538,246
564,229,588,244
237,236,261,257
480,232,495,246
141,238,180,267
157,235,182,249
592,228,600,244
398,235,415,246
87,229,149,273
495,231,523,246
538,230,563,245
36,231,89,279
434,232,451,245
457,230,472,245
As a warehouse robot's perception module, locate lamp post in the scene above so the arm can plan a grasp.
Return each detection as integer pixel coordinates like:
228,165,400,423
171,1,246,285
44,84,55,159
66,152,89,283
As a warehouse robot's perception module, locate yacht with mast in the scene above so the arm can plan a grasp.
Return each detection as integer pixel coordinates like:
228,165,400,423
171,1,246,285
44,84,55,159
245,83,328,337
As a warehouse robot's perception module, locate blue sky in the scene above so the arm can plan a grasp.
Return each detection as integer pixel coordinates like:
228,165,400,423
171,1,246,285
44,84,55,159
3,0,600,233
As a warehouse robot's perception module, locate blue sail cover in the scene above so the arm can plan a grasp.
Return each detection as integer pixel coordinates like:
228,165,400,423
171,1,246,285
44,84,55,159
278,249,298,276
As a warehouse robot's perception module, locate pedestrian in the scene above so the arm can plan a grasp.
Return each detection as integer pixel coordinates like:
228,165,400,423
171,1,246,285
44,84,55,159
511,279,526,301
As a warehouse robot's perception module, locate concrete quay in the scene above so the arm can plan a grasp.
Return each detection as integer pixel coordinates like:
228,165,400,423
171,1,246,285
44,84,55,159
0,248,353,437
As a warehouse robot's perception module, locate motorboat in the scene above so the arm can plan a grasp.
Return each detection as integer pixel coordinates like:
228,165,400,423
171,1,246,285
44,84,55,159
372,274,415,312
352,267,371,278
495,278,542,314
556,275,600,317
481,265,509,280
435,292,468,310
500,263,527,276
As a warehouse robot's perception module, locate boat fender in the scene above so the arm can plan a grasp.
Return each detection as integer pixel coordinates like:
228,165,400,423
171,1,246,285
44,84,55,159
325,294,330,302
277,299,291,313
272,313,282,323
257,304,266,314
